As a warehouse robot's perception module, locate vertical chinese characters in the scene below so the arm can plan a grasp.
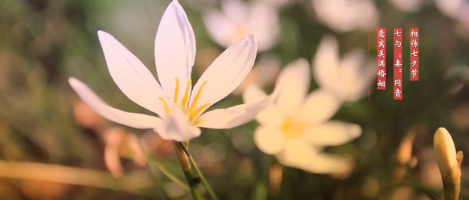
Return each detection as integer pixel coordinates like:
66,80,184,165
393,28,403,100
410,28,419,81
377,28,386,90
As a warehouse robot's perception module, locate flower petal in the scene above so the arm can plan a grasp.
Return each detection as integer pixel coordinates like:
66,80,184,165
69,77,161,129
221,0,249,22
303,121,362,146
302,152,352,174
246,1,280,51
312,35,340,95
243,84,284,126
433,127,458,176
203,9,237,48
155,0,196,104
195,94,270,129
275,58,310,115
275,140,316,168
154,108,201,141
298,89,341,124
97,30,167,117
277,140,352,174
189,35,257,115
338,49,367,101
254,126,287,155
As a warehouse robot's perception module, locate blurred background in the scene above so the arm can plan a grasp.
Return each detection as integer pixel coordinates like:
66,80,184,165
1,0,469,199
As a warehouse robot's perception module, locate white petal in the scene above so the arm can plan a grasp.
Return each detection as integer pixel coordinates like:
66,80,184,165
276,140,352,174
276,58,310,115
254,126,287,155
298,89,341,124
155,0,196,104
243,85,284,126
97,30,166,117
312,35,340,96
275,140,316,168
221,0,249,22
242,84,267,103
195,94,270,129
69,77,161,129
154,108,201,141
302,152,352,174
203,10,237,48
303,121,362,146
189,35,257,115
433,127,458,176
338,49,367,101
246,2,280,51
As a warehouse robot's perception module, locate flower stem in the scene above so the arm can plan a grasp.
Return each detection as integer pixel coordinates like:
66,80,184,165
178,142,220,200
146,158,189,191
174,142,204,200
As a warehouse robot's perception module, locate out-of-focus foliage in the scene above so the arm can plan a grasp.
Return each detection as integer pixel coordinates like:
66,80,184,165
1,0,469,199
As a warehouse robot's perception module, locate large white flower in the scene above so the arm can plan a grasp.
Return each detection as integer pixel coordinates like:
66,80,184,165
69,0,275,142
202,0,280,52
243,58,362,174
313,35,373,102
311,0,378,32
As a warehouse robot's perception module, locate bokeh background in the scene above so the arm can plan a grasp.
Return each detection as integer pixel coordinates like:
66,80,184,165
1,0,469,199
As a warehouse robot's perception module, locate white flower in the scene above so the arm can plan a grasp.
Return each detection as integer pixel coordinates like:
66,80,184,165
202,0,280,52
312,35,373,102
243,58,362,174
434,0,469,20
69,0,275,142
388,0,422,12
233,54,281,95
311,0,379,32
103,127,146,178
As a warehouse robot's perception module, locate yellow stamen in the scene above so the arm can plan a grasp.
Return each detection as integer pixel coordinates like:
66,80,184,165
181,79,192,107
186,81,208,114
174,78,180,103
280,117,304,138
158,97,171,113
189,103,212,120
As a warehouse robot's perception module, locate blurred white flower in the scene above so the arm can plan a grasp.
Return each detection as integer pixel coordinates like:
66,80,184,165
434,0,469,20
203,0,280,52
243,58,362,174
389,0,422,12
233,54,281,95
311,0,379,32
313,35,372,102
103,127,146,178
69,0,275,142
254,0,293,9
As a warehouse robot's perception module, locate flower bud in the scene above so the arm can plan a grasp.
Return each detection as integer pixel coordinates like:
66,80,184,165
433,127,462,200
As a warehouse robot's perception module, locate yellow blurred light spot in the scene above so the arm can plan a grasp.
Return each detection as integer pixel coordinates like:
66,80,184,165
280,116,305,138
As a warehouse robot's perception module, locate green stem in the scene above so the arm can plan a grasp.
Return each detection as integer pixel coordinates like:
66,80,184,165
147,158,189,191
178,142,220,200
174,142,204,200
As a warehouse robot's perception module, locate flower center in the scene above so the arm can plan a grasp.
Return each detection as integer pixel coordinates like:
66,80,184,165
280,116,305,138
233,24,248,43
158,78,212,122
